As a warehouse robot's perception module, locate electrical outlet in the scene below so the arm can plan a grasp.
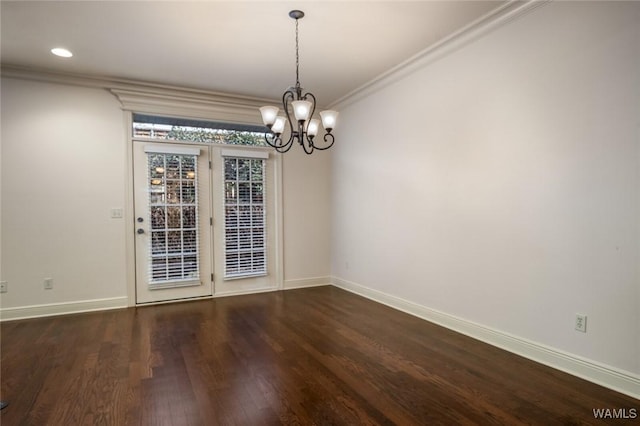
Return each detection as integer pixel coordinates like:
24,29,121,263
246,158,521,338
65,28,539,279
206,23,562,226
575,314,587,333
0,281,7,293
44,278,54,290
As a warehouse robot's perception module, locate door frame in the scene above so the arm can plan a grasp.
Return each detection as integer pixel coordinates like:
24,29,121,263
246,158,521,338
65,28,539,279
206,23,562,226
123,112,284,307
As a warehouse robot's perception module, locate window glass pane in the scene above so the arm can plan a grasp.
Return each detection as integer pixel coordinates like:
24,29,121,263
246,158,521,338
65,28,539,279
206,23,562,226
167,207,181,229
181,181,196,204
183,230,197,253
225,229,239,251
225,182,237,204
152,258,166,281
146,152,200,285
184,256,198,278
239,206,251,227
167,256,183,279
182,206,196,228
252,206,264,226
251,160,264,181
166,155,180,178
167,231,182,254
224,158,237,179
132,114,267,146
223,156,267,278
151,231,167,255
225,206,238,225
181,156,195,177
166,182,180,204
251,183,263,203
151,206,165,229
238,159,250,181
238,183,251,203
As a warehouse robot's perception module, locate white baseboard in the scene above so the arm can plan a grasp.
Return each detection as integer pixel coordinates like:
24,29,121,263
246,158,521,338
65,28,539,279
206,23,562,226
331,276,640,400
283,276,331,290
213,286,279,298
0,297,128,322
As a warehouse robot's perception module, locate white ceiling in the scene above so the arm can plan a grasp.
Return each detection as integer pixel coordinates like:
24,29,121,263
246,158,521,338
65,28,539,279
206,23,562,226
1,1,504,106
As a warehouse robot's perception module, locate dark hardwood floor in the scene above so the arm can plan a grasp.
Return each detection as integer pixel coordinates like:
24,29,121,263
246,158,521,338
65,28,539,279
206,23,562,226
1,286,638,425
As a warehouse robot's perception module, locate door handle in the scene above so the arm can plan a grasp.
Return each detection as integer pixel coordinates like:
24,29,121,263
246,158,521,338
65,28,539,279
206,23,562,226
137,228,145,234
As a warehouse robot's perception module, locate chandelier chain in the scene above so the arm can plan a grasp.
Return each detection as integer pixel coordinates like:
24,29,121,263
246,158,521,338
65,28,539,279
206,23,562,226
295,18,300,89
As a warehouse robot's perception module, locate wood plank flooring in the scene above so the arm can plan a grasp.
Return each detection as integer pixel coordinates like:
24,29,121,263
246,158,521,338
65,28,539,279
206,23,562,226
1,286,638,425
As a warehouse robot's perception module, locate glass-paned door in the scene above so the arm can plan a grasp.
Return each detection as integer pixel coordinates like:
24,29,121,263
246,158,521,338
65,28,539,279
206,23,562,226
133,142,212,303
212,149,277,295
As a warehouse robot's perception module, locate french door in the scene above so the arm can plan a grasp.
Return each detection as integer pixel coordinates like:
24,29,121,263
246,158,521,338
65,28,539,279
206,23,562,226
133,142,212,303
133,141,277,304
211,148,277,295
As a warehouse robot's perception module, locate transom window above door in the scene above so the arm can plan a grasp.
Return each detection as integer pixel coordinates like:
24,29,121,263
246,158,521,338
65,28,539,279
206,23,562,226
132,113,267,146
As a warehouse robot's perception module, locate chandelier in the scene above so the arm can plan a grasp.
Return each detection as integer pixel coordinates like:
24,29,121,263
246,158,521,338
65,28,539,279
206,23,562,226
259,10,338,154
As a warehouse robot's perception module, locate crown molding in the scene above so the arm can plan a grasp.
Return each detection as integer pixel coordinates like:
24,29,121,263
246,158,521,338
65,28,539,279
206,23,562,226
328,0,550,110
110,87,264,125
1,1,547,120
1,64,275,124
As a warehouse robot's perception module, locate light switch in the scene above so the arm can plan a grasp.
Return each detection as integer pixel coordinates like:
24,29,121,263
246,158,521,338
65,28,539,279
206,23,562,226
110,208,124,219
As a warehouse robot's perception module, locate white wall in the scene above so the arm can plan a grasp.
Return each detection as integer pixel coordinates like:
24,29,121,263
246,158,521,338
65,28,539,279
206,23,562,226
331,1,640,376
282,148,332,285
1,77,333,314
1,78,128,309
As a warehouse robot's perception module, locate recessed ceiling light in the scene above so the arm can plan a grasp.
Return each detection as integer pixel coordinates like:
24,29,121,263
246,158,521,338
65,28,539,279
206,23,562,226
51,48,73,58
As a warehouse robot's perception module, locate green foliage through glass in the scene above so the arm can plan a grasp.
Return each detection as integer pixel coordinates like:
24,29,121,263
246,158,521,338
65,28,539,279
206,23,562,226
134,123,267,147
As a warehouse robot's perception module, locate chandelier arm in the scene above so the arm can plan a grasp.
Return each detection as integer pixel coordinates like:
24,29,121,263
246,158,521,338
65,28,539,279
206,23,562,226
263,133,280,148
300,136,315,155
301,145,315,155
264,133,294,153
311,132,335,151
283,90,296,136
303,92,316,118
282,132,296,152
302,133,317,155
298,90,317,155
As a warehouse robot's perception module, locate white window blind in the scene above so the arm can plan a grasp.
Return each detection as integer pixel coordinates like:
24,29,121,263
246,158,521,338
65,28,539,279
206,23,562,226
147,152,201,288
223,155,267,279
